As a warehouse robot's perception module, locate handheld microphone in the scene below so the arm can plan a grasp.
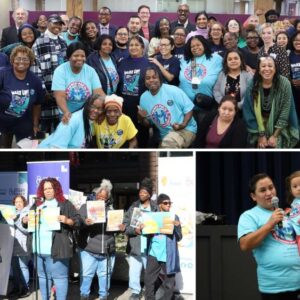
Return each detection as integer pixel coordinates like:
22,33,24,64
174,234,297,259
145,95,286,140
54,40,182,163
271,196,283,228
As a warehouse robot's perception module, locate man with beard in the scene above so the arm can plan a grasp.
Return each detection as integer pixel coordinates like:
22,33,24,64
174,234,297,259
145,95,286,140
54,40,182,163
123,178,158,300
127,15,149,56
94,94,138,148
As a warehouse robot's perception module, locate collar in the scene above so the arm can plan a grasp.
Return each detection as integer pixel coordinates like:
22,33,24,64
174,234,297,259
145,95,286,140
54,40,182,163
100,24,109,29
45,29,59,40
178,19,189,28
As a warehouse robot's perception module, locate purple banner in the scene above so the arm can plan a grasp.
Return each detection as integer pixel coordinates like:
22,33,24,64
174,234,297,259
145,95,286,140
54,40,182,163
27,161,70,204
9,11,251,27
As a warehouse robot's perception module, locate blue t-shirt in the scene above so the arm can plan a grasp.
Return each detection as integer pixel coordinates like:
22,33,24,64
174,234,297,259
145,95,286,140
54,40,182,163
38,109,88,149
156,55,180,86
32,199,58,255
52,62,101,113
0,67,44,136
103,57,119,95
173,46,185,61
112,48,130,64
238,205,300,293
290,198,300,235
179,53,223,101
140,83,197,139
149,234,167,262
117,56,151,122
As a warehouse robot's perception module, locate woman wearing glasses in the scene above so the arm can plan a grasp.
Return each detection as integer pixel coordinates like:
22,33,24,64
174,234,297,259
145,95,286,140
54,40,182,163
224,18,246,48
148,36,180,86
113,26,130,63
0,45,44,148
38,94,104,148
243,55,299,148
144,193,182,300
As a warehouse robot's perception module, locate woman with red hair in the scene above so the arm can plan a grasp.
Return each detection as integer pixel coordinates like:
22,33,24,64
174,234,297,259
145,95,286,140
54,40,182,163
26,177,81,300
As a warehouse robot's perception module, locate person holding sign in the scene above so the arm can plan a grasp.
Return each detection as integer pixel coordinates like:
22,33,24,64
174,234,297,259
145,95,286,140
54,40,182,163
144,193,182,300
23,177,81,300
123,177,158,300
78,179,124,300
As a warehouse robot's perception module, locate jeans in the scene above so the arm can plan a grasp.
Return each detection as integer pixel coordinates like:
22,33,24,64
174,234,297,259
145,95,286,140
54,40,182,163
129,253,147,294
36,254,69,300
11,255,30,290
80,250,115,298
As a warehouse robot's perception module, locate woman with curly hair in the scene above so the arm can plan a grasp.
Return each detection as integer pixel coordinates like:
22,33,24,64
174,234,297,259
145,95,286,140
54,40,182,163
243,55,299,148
23,177,81,300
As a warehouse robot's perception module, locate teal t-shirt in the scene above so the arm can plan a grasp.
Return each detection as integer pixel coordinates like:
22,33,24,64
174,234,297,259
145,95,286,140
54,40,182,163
52,61,101,113
179,53,223,101
38,109,88,149
32,199,58,255
102,57,119,95
140,83,197,139
149,234,167,262
290,198,300,235
238,205,300,293
140,204,151,254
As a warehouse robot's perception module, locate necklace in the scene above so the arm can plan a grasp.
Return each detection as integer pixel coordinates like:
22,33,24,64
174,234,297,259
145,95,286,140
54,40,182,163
102,119,120,148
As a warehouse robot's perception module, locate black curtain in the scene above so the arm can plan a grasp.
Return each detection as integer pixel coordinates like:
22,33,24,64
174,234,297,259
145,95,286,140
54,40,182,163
196,152,300,224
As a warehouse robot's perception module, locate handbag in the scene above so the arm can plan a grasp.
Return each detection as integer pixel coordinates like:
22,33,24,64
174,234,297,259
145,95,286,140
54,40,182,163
193,93,217,110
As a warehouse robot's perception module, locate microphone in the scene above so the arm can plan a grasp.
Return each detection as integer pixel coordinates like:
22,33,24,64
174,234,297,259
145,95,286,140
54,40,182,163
271,196,283,228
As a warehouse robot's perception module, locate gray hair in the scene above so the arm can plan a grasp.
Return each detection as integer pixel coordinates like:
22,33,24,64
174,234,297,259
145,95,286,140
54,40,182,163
94,179,113,198
13,8,29,19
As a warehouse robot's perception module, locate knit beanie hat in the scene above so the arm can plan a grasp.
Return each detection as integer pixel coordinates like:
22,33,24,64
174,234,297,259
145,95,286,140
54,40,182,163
104,94,123,112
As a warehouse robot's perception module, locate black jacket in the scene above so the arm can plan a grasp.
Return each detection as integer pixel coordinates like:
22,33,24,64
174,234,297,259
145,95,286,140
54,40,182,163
27,199,81,259
1,26,18,48
77,199,116,254
170,20,196,34
195,110,248,148
124,199,158,256
86,52,117,95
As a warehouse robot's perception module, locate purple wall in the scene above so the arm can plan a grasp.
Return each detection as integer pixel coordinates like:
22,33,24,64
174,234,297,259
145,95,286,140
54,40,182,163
9,11,250,27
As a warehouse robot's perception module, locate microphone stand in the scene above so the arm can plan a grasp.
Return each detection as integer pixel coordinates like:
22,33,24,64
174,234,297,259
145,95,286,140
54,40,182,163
33,197,42,300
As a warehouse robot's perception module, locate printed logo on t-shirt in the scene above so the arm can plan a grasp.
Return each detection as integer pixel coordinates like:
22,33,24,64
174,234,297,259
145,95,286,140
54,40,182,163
289,203,300,219
66,81,90,103
167,99,174,106
123,69,140,96
150,104,171,128
184,63,207,81
99,132,122,149
271,221,296,244
106,67,119,91
5,89,31,117
117,129,123,136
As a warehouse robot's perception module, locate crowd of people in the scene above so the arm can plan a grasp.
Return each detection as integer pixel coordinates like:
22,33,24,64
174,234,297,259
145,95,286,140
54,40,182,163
1,5,300,148
7,177,182,300
238,172,300,300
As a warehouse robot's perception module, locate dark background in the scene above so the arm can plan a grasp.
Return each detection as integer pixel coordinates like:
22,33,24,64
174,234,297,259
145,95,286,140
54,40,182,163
196,151,300,224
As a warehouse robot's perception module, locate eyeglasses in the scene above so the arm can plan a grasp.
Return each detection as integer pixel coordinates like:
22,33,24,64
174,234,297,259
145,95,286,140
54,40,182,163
89,105,103,112
14,57,30,63
211,28,222,31
159,43,171,47
174,33,186,37
178,9,189,13
246,36,259,40
161,201,172,205
117,33,128,36
228,23,239,28
99,12,111,16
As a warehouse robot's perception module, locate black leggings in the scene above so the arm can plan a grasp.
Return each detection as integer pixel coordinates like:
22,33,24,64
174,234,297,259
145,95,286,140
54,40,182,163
261,290,300,300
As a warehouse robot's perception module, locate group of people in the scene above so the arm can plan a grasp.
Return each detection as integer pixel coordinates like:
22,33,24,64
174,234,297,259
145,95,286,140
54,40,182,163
238,172,300,299
0,5,300,148
8,177,182,300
